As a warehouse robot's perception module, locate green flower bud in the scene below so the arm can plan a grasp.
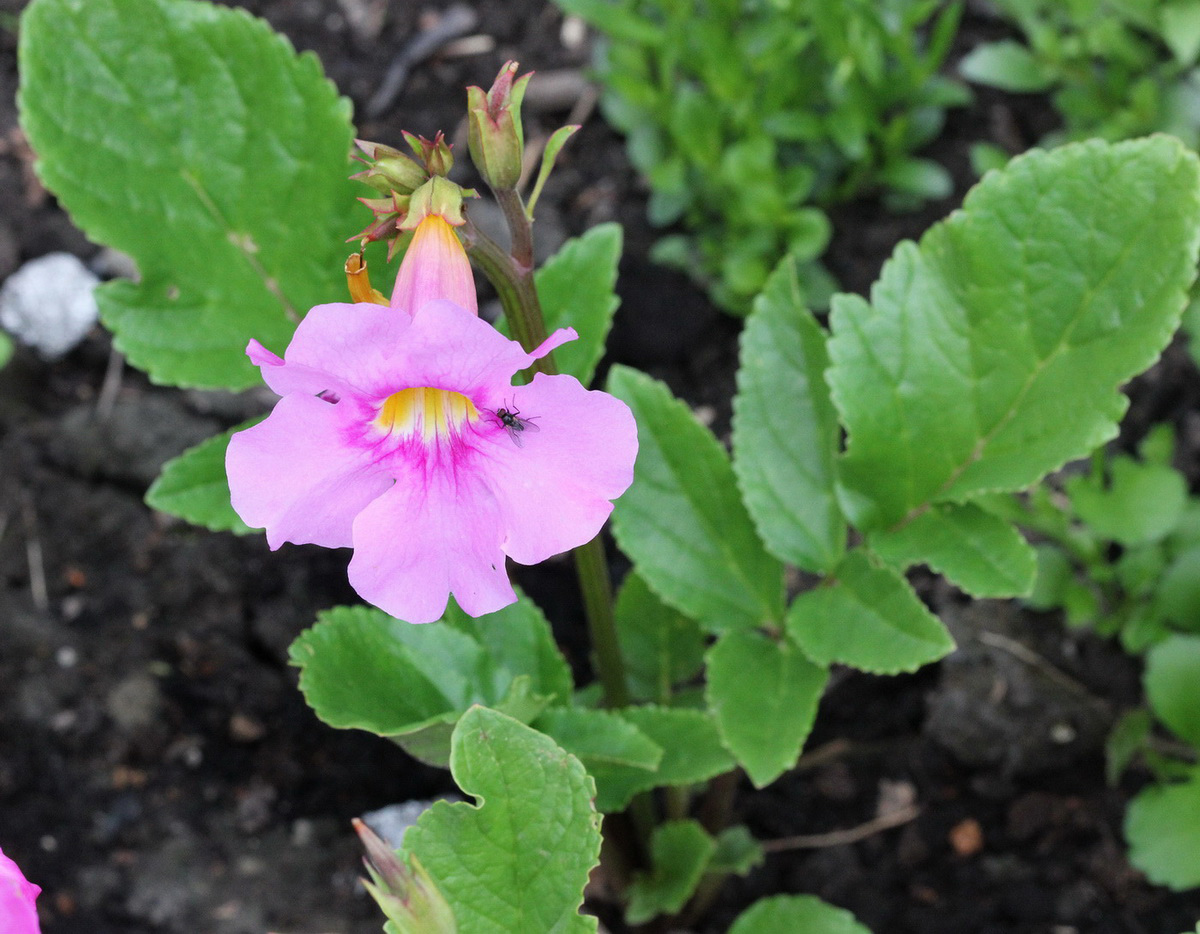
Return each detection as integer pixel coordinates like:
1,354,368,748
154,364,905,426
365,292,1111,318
466,61,532,191
354,819,456,934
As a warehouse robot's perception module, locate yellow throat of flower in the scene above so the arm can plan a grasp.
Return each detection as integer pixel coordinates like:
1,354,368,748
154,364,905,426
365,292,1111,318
376,387,478,442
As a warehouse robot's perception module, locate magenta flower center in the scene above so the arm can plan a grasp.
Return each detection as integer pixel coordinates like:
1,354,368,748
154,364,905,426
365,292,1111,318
375,387,479,445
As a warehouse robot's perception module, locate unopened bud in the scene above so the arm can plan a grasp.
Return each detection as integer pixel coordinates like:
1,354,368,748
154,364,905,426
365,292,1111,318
404,131,454,177
353,819,456,934
466,61,532,190
352,139,428,195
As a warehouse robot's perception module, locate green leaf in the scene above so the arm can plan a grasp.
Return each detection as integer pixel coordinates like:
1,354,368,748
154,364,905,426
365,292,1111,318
614,572,706,704
403,707,602,933
533,707,663,812
868,503,1036,598
626,820,716,925
1106,708,1152,785
1156,546,1200,631
145,418,262,532
1145,634,1200,747
289,598,572,766
1126,766,1200,890
0,331,11,369
441,598,575,708
1027,543,1075,610
732,257,845,573
706,630,828,787
1066,458,1188,546
709,825,764,876
19,0,359,389
1163,1,1200,65
728,895,873,934
608,364,784,632
786,550,955,673
830,138,1200,530
959,40,1055,92
597,706,736,812
534,223,622,386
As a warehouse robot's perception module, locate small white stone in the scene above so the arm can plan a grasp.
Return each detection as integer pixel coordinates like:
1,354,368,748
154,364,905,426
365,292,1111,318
0,252,100,358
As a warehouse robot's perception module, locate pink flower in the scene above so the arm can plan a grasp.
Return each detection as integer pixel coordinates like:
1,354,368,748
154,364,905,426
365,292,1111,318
227,215,637,623
1,847,42,934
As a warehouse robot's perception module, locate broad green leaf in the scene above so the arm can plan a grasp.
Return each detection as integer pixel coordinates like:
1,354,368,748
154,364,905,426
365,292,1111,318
732,257,845,573
626,820,716,925
19,0,359,389
290,599,572,765
829,139,1200,530
868,503,1036,598
614,572,706,704
958,40,1055,92
597,706,736,811
403,707,601,933
786,551,955,673
1126,766,1200,890
608,365,784,632
0,332,11,369
706,630,828,787
1066,458,1187,546
442,597,574,707
534,223,622,385
145,418,262,532
1145,635,1200,746
728,895,873,934
533,707,663,812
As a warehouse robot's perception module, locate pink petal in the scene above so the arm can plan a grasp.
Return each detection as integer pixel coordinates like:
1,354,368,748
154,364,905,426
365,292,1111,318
396,300,578,400
348,465,516,624
226,394,392,549
389,214,478,317
0,848,41,934
483,373,637,565
260,303,415,398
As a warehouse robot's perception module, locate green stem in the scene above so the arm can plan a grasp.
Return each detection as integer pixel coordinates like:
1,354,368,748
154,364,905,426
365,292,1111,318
574,534,632,708
494,187,535,271
462,201,633,712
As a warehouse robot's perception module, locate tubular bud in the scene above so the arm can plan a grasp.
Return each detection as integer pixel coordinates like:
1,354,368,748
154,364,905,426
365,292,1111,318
353,819,456,934
466,61,532,190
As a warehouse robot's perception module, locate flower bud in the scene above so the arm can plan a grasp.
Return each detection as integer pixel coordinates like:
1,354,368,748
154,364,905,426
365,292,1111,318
353,819,456,934
351,139,428,195
466,61,532,191
404,131,454,178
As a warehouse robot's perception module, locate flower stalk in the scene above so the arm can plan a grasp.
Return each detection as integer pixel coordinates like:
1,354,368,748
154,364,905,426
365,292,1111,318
462,86,632,708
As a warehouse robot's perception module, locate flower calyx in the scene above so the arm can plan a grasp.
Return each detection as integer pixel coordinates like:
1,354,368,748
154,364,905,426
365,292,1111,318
466,60,532,191
399,176,470,232
353,819,457,934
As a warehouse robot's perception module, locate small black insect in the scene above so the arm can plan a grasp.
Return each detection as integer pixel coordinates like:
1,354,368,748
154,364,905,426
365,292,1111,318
491,402,539,447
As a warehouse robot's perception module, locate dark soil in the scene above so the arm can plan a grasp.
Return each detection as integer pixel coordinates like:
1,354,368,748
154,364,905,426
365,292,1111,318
2,1,1200,932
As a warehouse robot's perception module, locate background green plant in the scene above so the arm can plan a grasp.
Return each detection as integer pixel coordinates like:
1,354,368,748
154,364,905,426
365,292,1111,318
554,0,968,313
960,0,1200,146
991,428,1200,889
